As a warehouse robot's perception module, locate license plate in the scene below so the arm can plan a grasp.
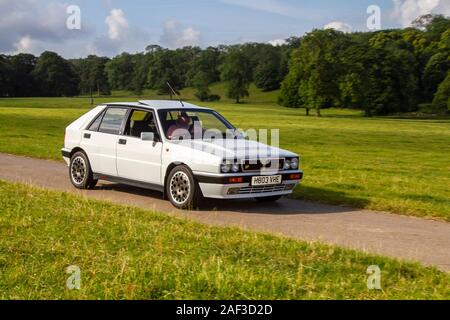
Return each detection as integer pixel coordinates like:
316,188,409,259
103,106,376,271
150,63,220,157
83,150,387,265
252,175,282,186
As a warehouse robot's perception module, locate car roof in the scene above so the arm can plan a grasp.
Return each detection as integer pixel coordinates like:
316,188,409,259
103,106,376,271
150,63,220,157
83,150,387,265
104,100,212,111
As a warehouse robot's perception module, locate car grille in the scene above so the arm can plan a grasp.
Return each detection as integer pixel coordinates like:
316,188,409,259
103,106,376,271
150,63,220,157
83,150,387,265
241,159,284,172
236,184,289,195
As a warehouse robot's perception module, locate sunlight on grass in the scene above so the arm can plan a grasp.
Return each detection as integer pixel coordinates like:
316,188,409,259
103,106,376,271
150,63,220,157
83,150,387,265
0,180,448,300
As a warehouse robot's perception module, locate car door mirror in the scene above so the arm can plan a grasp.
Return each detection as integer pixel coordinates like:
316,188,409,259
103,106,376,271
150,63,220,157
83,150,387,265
235,130,247,139
141,132,155,141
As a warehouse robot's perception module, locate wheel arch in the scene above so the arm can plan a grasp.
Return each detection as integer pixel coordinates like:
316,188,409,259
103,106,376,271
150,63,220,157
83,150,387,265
70,147,87,158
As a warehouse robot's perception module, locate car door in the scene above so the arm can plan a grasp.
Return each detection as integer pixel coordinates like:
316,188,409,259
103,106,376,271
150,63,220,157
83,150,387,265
116,109,163,186
80,107,128,176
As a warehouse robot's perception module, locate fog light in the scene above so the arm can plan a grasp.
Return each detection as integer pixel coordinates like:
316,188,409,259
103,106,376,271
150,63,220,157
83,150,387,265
228,188,241,195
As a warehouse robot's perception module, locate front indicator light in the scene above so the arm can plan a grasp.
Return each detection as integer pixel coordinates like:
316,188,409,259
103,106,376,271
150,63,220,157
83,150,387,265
228,177,244,184
289,173,303,180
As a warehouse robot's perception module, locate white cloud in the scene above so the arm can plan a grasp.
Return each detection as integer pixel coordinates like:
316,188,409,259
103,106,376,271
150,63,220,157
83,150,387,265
106,8,129,40
268,39,287,46
13,35,41,54
392,0,450,27
160,19,201,48
0,0,92,56
180,27,201,46
324,21,353,33
91,8,152,56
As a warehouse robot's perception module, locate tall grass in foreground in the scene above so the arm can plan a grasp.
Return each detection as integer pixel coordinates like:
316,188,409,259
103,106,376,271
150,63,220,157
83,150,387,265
0,180,448,300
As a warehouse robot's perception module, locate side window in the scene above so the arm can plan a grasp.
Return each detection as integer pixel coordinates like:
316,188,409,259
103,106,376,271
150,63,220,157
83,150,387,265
87,110,105,132
98,108,128,135
124,109,158,138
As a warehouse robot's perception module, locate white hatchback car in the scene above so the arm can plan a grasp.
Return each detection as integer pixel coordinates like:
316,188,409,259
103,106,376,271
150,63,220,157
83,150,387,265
62,100,303,209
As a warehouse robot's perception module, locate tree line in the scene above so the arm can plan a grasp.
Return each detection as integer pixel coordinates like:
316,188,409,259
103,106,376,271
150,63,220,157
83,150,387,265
0,14,448,115
0,41,296,101
280,14,450,116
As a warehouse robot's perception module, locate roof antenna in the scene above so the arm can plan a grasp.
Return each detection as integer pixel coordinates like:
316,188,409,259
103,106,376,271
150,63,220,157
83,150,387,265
166,82,184,107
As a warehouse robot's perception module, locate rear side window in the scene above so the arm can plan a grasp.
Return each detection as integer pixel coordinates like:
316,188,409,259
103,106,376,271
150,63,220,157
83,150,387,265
98,108,128,135
87,110,105,131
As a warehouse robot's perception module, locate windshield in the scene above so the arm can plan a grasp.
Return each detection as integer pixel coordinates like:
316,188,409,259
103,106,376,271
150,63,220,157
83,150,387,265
158,109,236,140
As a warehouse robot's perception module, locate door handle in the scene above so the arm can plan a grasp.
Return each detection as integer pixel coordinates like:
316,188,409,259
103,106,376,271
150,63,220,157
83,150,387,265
84,133,91,139
118,139,127,145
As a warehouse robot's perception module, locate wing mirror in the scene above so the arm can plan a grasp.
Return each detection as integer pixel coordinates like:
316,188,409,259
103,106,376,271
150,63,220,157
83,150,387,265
141,132,155,141
234,130,247,139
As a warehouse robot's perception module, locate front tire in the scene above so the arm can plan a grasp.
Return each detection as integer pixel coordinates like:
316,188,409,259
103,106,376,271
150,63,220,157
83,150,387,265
69,151,97,190
255,195,283,202
166,165,201,210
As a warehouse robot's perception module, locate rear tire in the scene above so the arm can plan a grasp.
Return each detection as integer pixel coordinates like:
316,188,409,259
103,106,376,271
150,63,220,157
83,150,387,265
255,195,283,202
166,165,201,210
69,151,97,190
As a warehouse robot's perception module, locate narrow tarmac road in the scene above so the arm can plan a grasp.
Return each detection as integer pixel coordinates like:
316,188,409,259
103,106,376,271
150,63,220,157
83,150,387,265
0,153,449,271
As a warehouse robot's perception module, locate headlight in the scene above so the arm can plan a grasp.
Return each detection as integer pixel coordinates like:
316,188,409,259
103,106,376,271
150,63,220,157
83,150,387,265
221,163,231,173
290,158,299,169
231,163,240,173
283,159,291,170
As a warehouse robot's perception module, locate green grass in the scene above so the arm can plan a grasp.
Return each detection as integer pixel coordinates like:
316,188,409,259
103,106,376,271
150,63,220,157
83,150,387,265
0,86,449,221
0,180,448,300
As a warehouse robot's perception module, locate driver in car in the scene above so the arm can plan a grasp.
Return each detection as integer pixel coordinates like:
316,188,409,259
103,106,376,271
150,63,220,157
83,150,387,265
167,112,191,140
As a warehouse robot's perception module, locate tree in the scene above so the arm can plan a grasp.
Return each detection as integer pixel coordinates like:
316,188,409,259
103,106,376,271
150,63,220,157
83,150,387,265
147,49,181,95
338,43,373,115
186,46,222,86
278,68,302,110
254,47,283,91
191,71,211,101
0,55,13,97
8,54,37,97
432,72,450,113
105,53,135,91
221,49,252,103
129,53,150,96
283,29,349,116
422,52,449,101
32,51,79,97
72,55,111,96
146,47,200,95
367,31,420,115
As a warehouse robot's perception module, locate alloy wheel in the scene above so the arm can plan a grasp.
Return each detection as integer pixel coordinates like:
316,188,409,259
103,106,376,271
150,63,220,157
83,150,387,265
71,156,86,184
169,171,191,205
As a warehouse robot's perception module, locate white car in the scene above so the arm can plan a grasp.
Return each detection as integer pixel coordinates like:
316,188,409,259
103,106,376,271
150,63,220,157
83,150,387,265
62,100,303,209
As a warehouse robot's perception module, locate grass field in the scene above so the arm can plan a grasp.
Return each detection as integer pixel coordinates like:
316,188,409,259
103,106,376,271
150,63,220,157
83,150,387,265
0,180,448,300
0,86,449,221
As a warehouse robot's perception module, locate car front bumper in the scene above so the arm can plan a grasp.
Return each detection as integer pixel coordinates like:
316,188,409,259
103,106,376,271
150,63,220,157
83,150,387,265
194,171,303,199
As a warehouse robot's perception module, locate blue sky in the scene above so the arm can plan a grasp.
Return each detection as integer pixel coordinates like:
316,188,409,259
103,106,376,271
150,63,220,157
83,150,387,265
1,0,449,57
